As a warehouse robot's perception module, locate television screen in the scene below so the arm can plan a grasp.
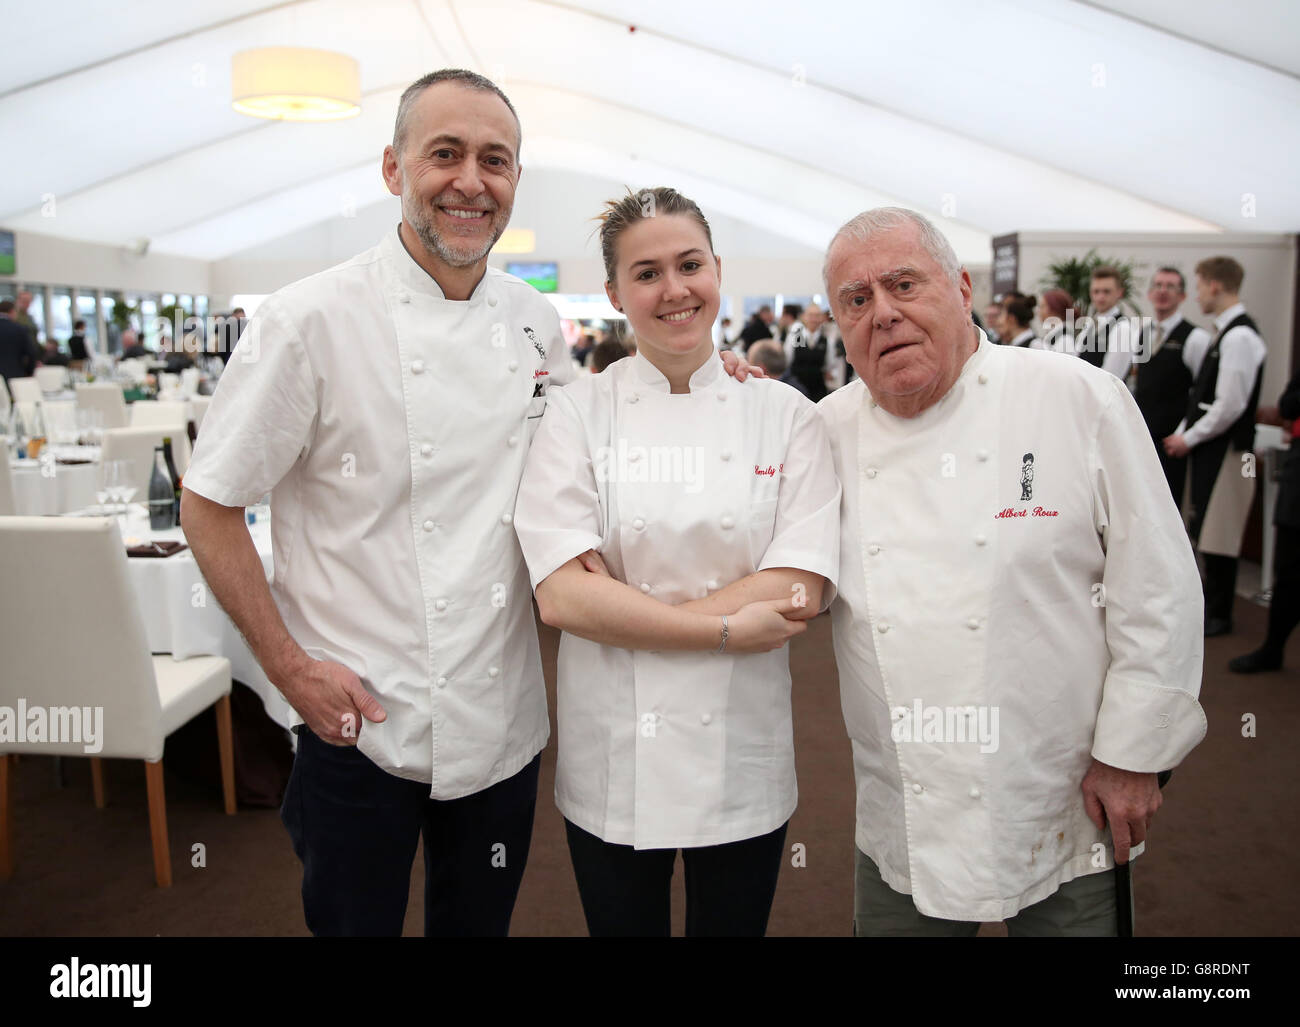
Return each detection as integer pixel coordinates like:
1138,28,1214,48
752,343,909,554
507,261,558,293
0,230,14,275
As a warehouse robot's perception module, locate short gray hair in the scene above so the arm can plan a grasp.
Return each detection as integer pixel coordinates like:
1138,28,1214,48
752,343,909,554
393,68,521,156
823,207,962,292
748,340,787,377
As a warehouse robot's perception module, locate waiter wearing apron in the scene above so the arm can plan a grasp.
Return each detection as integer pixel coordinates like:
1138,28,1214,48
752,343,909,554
515,187,840,937
1163,257,1266,637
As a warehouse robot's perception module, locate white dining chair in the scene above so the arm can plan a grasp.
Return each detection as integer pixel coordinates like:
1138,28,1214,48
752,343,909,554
75,382,129,430
116,359,149,384
179,367,201,397
189,395,212,435
129,400,190,430
8,378,41,404
0,517,235,887
34,366,69,393
101,426,191,501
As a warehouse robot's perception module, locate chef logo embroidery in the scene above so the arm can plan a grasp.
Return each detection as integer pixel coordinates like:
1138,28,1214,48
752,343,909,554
1020,453,1034,500
522,325,547,360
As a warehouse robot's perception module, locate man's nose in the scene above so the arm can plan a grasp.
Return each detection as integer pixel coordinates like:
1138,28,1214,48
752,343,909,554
452,159,486,199
873,290,902,331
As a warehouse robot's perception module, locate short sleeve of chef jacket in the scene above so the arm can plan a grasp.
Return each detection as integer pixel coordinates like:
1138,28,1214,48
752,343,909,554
514,386,603,591
184,298,318,508
756,399,841,612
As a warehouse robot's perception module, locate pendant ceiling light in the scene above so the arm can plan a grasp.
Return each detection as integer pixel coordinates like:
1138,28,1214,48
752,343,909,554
231,47,361,121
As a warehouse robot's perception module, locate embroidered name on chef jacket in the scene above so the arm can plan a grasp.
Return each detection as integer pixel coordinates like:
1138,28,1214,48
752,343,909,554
994,450,1058,519
524,326,548,398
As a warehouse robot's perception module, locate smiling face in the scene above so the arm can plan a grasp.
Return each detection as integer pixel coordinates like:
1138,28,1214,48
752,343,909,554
826,222,974,417
604,213,720,367
382,82,520,270
1148,270,1185,319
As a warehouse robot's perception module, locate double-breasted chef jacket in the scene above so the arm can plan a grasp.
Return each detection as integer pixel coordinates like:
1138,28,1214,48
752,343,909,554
185,227,574,798
513,352,841,850
819,330,1206,922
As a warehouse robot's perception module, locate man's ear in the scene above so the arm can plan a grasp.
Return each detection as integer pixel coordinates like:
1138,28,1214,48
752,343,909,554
604,280,621,313
381,145,402,198
957,267,974,318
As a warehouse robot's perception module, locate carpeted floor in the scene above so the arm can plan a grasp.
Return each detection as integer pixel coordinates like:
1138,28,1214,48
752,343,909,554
2,596,1295,936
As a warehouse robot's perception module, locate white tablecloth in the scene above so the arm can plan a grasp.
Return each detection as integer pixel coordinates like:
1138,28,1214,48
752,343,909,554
81,506,293,729
10,452,100,515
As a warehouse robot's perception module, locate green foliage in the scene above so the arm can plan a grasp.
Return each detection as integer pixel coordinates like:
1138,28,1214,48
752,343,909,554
1038,249,1144,314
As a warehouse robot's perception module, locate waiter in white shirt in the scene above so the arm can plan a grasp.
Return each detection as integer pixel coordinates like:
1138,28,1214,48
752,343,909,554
1119,267,1212,505
819,207,1206,936
1163,256,1267,638
179,70,581,937
1087,266,1139,377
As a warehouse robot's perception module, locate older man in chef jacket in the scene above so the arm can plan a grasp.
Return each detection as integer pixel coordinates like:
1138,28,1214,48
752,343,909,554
818,208,1206,936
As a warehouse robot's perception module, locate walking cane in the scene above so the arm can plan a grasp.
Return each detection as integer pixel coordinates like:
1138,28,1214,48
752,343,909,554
1116,770,1172,938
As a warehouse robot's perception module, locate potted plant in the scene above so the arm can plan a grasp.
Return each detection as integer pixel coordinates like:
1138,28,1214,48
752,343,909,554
1038,250,1144,316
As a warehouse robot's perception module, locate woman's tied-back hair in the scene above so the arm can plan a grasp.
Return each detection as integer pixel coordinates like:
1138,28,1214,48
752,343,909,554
596,187,714,285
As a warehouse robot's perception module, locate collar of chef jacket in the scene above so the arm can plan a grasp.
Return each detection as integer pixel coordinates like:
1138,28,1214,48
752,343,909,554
627,349,723,393
383,224,497,306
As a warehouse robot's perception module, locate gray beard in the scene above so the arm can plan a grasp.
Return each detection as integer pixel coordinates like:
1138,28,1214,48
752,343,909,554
404,193,508,268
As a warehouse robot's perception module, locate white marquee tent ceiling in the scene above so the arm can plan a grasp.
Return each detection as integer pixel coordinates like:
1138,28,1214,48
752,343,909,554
2,0,1296,267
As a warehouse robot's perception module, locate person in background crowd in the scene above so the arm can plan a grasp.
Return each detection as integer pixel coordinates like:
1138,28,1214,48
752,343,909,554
590,337,628,373
119,328,149,360
739,304,776,350
806,302,849,390
1164,256,1267,638
1086,266,1132,373
1120,268,1212,505
0,299,42,393
514,185,839,937
67,320,91,363
776,304,803,343
819,206,1204,937
571,331,596,369
1230,366,1300,673
13,290,38,349
1037,289,1079,354
999,292,1037,348
782,302,833,401
41,338,71,366
749,338,809,397
717,316,736,349
982,300,1004,344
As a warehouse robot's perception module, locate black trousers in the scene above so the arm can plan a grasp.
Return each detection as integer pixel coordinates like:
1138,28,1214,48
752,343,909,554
1261,523,1300,654
282,726,540,936
1203,553,1239,623
564,817,788,937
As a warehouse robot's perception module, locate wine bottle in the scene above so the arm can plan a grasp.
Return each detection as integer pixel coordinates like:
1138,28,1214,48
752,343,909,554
161,436,182,526
148,447,174,531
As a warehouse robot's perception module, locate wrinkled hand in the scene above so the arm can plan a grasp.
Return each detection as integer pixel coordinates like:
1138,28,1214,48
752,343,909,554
727,598,808,653
1162,433,1189,458
577,549,612,577
720,349,767,381
277,655,387,746
1081,758,1162,864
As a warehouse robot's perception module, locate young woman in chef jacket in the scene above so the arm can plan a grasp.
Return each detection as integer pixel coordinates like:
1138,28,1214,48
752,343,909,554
514,187,841,937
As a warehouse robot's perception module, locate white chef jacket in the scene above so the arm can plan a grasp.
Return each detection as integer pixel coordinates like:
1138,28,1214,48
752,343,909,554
184,226,574,798
820,331,1206,921
1175,303,1267,449
513,352,841,849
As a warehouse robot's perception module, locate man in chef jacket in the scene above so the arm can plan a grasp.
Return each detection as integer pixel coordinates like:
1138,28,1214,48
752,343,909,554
818,207,1206,936
178,70,578,936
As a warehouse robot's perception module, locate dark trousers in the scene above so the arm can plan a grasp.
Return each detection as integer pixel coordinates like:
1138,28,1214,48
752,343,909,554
1262,523,1300,654
1157,448,1187,511
282,726,540,936
563,817,788,937
1203,553,1239,623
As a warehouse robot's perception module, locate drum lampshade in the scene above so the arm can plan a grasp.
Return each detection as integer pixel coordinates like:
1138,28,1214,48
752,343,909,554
231,47,360,121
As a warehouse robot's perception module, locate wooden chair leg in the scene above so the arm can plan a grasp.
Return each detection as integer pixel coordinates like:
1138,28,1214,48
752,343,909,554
144,760,171,888
214,694,237,816
0,753,12,880
90,758,106,809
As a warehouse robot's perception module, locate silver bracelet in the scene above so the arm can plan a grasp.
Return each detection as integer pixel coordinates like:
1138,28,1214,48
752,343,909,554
717,614,729,653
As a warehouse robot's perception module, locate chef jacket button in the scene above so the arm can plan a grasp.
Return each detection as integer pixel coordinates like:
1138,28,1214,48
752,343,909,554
974,533,987,546
640,582,651,593
398,292,410,304
864,467,878,479
876,621,890,633
720,449,732,461
411,359,425,374
706,579,720,591
488,296,498,307
969,786,981,799
435,598,448,612
507,360,519,372
436,676,447,687
627,393,639,404
913,782,924,795
507,435,518,447
701,712,712,725
978,373,989,384
720,516,735,529
501,513,513,526
420,443,434,458
967,617,980,630
868,544,881,556
632,517,645,530
422,519,435,532
976,449,989,462
717,392,727,403
488,666,499,678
